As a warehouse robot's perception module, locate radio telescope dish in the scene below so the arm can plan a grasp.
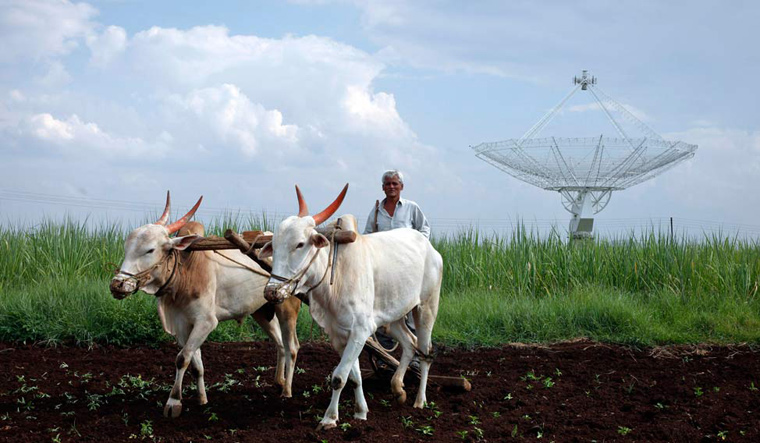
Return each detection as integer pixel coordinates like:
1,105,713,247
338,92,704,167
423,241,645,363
472,70,697,238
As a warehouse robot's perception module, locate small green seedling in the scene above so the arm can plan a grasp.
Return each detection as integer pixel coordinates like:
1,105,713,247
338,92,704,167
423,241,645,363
617,426,632,436
140,420,153,437
416,425,434,435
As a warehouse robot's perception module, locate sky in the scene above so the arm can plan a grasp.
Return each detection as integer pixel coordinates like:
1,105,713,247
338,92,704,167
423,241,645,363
1,0,758,236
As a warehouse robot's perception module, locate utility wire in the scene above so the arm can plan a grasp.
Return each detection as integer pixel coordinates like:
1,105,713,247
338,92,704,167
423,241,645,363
3,188,760,237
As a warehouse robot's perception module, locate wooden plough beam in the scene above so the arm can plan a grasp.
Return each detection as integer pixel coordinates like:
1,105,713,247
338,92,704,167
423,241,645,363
188,228,471,392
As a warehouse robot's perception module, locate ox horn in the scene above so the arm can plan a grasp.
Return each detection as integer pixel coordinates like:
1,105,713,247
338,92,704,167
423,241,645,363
165,196,203,234
312,183,349,226
155,191,171,226
295,185,309,217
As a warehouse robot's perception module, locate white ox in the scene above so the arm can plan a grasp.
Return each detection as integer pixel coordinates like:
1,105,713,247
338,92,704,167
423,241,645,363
260,185,443,430
110,193,301,418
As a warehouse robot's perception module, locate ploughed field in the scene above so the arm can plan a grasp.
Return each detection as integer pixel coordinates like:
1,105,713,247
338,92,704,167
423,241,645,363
1,340,759,442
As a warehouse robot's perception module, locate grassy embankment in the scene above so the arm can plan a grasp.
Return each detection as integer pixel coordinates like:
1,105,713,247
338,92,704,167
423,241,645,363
1,219,759,347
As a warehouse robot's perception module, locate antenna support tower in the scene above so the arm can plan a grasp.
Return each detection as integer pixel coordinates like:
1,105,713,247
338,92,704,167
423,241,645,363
472,70,697,239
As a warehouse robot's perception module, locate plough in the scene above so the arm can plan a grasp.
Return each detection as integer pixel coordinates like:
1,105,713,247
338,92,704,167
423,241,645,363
188,228,471,392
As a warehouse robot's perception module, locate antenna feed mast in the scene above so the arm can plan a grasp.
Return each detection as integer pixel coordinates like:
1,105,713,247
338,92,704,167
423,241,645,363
573,70,597,90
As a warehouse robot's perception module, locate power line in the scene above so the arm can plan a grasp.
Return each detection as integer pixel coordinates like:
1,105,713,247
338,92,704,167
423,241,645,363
3,188,760,237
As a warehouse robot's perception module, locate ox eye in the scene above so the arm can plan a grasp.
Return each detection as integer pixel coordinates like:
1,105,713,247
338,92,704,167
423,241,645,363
296,242,305,249
146,249,155,255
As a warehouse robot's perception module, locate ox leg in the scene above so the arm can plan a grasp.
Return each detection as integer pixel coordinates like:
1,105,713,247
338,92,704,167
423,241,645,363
252,310,287,392
349,358,368,420
387,320,418,404
275,298,301,398
413,298,440,409
165,316,218,418
190,349,207,405
319,326,372,431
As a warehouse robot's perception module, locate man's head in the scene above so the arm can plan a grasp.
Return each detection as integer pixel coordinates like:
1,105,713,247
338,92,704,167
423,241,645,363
381,170,404,199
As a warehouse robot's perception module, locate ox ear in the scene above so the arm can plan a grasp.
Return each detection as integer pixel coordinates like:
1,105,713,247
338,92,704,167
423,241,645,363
258,241,273,259
311,233,329,249
171,234,202,251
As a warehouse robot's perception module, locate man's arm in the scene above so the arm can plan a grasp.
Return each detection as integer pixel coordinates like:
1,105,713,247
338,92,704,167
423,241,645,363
412,204,431,239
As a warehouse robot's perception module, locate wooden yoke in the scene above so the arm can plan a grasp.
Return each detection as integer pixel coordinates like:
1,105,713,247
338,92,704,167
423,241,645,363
316,226,357,244
187,230,268,251
188,228,357,253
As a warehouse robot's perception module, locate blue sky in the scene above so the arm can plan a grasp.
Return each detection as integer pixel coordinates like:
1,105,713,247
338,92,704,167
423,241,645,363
1,0,758,235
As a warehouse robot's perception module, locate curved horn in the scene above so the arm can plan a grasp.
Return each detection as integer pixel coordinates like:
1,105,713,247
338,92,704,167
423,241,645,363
154,191,171,226
312,183,349,226
295,185,309,217
166,196,203,234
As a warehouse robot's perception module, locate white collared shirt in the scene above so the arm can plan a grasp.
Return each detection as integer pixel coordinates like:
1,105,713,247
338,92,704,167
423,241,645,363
363,198,431,238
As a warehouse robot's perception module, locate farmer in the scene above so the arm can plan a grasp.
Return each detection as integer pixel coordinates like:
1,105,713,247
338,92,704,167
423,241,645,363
363,169,431,238
363,169,431,371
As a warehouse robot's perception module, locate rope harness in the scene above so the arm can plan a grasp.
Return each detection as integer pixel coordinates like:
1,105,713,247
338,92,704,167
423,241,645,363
111,249,180,297
211,250,271,277
266,227,339,304
112,246,271,299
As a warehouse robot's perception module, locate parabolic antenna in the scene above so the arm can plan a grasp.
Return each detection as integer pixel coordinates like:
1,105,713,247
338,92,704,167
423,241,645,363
472,70,697,238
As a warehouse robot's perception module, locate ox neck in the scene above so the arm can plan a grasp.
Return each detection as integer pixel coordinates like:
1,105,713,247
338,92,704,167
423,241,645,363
152,249,181,298
297,246,331,294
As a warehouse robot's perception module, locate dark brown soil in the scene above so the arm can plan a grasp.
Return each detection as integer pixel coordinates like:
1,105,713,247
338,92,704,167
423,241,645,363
1,339,759,442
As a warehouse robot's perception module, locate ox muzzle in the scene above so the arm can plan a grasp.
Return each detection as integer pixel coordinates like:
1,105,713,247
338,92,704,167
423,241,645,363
110,274,139,300
264,279,296,305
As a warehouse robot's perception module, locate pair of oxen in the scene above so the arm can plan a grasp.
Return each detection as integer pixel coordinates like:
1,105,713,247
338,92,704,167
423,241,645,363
109,185,443,430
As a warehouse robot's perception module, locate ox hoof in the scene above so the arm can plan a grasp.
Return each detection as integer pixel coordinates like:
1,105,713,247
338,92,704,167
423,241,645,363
198,396,208,406
353,411,367,420
316,421,337,431
395,390,407,405
163,402,183,418
413,399,426,409
280,391,292,399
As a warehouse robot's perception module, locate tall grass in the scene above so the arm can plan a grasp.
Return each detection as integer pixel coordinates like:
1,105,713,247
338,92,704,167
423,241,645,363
433,226,760,303
1,219,759,346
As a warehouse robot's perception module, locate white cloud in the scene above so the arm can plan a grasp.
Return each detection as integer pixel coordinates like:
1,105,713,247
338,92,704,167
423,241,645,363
27,113,74,140
19,112,168,158
342,85,412,139
0,0,97,63
92,25,428,165
87,25,127,67
162,84,300,157
35,61,72,88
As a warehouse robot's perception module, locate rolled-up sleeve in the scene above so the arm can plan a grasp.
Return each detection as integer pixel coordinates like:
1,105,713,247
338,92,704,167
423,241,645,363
412,204,431,238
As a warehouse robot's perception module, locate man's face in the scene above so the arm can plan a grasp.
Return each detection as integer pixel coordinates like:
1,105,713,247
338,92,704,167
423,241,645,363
382,177,404,199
